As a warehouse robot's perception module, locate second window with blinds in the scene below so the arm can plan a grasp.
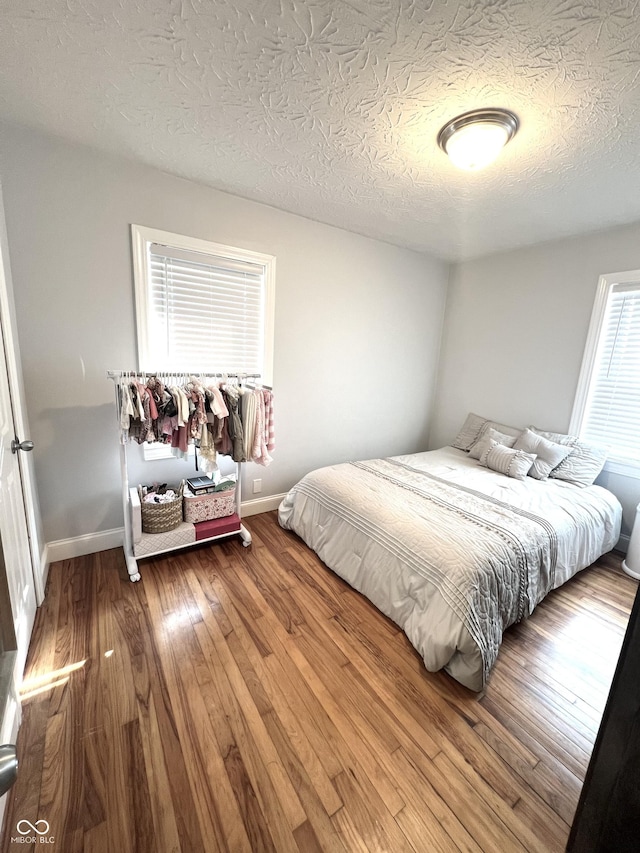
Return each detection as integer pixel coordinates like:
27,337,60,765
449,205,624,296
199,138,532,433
131,224,275,382
570,270,640,476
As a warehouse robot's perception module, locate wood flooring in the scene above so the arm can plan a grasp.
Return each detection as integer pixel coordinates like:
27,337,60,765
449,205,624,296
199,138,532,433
1,511,637,852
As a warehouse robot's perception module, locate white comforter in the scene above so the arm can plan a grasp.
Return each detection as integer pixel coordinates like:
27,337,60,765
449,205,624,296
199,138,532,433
278,447,622,691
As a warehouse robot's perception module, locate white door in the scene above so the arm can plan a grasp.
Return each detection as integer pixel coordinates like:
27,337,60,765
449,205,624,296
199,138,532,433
0,313,36,674
0,204,37,828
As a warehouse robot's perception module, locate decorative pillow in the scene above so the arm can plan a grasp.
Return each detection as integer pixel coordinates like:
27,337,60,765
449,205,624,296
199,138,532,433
512,428,572,480
529,427,608,486
479,440,537,480
468,427,518,460
452,412,521,452
452,412,487,451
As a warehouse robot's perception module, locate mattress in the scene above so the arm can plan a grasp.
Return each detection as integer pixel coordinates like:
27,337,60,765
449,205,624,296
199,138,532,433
278,447,622,691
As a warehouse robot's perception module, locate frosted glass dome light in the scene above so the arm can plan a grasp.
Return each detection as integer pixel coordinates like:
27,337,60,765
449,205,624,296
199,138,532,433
437,109,519,171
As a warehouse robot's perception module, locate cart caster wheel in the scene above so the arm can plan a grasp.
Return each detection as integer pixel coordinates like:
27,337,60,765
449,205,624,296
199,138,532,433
130,573,141,582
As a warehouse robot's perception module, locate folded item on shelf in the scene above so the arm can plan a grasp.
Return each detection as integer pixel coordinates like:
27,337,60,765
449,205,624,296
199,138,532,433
187,475,237,494
133,522,196,556
143,489,178,503
194,514,241,540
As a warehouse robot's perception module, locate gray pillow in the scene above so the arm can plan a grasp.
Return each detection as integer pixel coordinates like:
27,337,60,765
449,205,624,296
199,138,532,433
512,428,572,480
452,412,521,452
479,440,537,480
468,427,518,460
529,426,608,486
452,412,488,451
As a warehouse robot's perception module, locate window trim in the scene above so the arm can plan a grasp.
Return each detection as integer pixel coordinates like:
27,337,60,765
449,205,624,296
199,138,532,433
570,269,640,478
131,224,276,384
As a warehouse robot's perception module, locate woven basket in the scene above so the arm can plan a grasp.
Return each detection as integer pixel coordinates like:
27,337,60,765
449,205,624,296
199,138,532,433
138,481,184,534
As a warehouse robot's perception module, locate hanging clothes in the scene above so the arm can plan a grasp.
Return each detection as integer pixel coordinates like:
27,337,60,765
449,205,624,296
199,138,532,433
264,389,275,453
119,381,136,430
116,373,273,469
241,390,258,463
221,384,246,463
253,388,273,467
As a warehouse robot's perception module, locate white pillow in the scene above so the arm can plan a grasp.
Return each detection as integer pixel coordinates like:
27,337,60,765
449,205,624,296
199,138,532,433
480,440,537,480
468,427,518,460
512,428,572,480
452,412,521,452
529,427,608,486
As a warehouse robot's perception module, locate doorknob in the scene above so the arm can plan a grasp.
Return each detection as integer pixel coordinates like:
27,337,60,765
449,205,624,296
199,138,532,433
0,744,17,796
10,438,34,454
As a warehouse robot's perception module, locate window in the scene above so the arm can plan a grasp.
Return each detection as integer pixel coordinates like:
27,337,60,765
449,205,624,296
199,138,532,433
570,270,640,475
131,225,275,383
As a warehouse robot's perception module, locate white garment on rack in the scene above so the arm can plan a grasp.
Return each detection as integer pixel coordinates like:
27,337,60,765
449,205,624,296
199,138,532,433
174,387,189,426
119,381,135,430
132,381,145,420
242,391,258,462
198,421,219,476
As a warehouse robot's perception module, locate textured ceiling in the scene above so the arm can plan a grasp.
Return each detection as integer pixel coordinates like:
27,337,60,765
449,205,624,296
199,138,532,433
0,0,640,260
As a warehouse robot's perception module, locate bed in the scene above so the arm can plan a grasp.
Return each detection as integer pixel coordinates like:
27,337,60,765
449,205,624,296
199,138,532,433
278,421,622,691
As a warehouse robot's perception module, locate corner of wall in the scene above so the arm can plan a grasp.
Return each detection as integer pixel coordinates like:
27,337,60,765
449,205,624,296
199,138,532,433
425,258,455,450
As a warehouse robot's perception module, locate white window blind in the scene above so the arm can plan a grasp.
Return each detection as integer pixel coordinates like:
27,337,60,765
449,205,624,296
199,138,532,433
132,225,275,381
149,244,264,373
576,278,640,468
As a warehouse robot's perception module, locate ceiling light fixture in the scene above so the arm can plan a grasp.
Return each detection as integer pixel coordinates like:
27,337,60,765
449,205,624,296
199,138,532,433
437,108,519,171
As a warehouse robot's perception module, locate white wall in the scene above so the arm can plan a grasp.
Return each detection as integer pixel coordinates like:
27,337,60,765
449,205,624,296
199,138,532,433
0,122,449,546
431,223,640,541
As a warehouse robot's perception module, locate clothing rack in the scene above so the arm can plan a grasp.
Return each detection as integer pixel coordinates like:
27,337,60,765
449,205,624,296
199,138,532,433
108,369,268,582
107,369,270,387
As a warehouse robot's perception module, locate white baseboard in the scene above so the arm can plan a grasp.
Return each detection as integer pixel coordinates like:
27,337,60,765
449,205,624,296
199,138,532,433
240,493,286,517
44,527,125,565
43,495,287,563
